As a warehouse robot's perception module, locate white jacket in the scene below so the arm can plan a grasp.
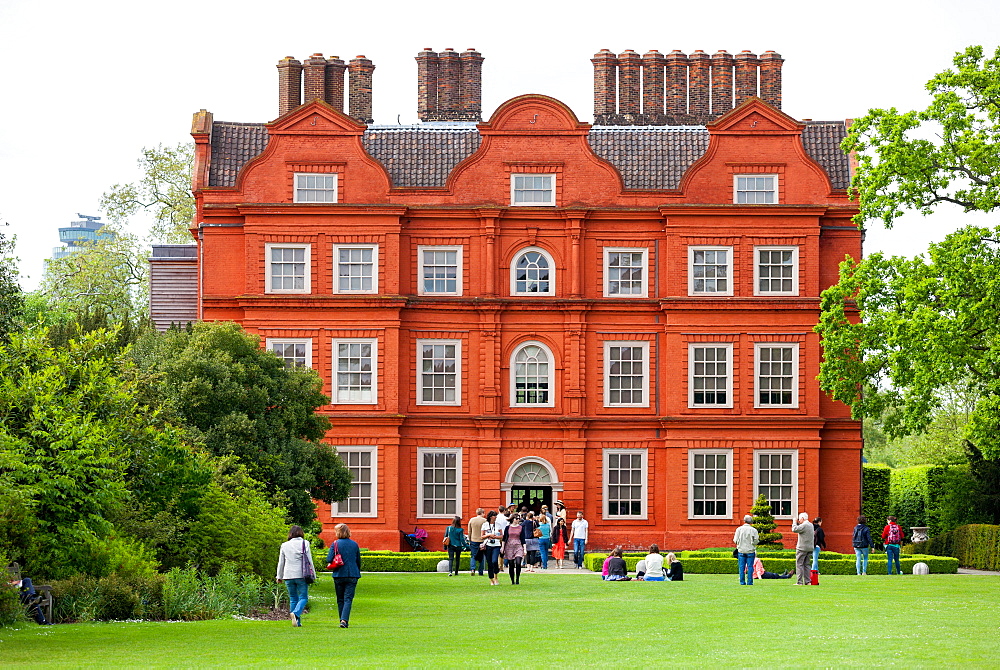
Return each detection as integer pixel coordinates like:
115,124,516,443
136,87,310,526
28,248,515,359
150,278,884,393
276,538,312,580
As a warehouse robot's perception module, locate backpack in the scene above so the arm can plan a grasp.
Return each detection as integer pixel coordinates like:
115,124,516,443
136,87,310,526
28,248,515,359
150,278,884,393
851,525,868,548
886,524,902,544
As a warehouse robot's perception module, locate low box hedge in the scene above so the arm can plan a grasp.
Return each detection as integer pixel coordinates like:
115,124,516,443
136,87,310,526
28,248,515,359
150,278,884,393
583,552,957,574
911,524,1000,571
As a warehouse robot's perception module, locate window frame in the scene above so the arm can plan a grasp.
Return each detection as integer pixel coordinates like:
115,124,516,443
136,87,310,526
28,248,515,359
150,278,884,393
733,174,778,204
265,243,311,294
688,343,734,408
687,448,734,519
753,245,799,296
688,246,734,297
510,340,556,408
415,339,462,406
331,445,378,518
753,449,799,520
603,247,649,298
510,247,556,297
510,173,556,207
333,243,379,295
417,245,464,296
602,448,648,520
603,341,650,408
265,337,313,369
754,342,799,409
293,172,338,203
332,337,378,405
416,447,463,519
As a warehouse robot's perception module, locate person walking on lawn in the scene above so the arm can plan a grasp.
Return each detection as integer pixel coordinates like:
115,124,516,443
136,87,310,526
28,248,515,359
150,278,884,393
733,514,760,585
852,515,873,575
444,515,466,576
570,511,589,569
467,508,487,576
882,516,906,575
791,512,815,585
327,523,363,628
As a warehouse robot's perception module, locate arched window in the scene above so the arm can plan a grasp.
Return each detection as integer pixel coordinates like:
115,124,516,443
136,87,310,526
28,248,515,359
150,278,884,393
511,461,552,483
510,247,555,296
511,341,554,407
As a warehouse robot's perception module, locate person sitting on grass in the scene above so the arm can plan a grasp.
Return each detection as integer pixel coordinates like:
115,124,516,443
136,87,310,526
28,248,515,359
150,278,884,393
635,559,647,580
643,544,666,581
665,553,684,581
603,547,631,581
752,557,793,580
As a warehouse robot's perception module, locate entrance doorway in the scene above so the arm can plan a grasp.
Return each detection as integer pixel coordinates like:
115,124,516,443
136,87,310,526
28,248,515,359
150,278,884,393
509,486,552,514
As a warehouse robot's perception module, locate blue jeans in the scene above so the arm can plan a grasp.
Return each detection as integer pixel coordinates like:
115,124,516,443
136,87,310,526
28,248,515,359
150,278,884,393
334,577,358,624
886,544,902,574
573,539,586,568
485,545,502,579
854,547,870,574
538,538,551,569
284,577,309,619
738,552,755,585
812,546,821,571
469,541,484,574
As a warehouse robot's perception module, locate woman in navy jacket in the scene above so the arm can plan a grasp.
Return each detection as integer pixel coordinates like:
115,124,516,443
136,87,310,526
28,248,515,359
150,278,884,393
327,523,363,628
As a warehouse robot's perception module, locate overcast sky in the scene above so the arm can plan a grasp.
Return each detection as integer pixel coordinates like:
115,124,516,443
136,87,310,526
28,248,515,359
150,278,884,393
2,0,998,290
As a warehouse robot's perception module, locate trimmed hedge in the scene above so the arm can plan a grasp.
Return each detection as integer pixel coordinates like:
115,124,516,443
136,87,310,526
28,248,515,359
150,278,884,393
863,464,891,527
911,524,1000,571
583,551,957,574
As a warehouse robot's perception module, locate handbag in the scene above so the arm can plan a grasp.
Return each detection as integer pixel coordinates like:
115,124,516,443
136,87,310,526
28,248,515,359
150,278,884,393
301,539,316,584
326,540,344,570
533,528,543,538
443,535,451,547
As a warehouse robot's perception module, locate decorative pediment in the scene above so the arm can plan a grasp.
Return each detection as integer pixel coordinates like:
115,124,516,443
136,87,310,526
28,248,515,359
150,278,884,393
708,97,804,135
267,99,367,135
480,95,590,135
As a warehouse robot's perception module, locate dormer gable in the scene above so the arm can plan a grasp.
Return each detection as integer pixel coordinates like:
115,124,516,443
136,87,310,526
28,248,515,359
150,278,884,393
267,99,367,136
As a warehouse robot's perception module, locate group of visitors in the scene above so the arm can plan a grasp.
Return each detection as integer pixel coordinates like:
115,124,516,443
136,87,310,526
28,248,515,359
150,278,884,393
276,522,362,629
600,545,685,582
459,501,591,585
733,512,910,586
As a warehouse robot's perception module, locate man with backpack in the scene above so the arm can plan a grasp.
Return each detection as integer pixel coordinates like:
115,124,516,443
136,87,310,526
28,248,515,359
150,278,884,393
851,515,873,575
881,516,906,575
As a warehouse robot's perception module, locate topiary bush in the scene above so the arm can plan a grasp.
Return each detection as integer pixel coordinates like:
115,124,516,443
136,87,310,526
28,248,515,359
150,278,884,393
863,464,891,526
751,494,784,548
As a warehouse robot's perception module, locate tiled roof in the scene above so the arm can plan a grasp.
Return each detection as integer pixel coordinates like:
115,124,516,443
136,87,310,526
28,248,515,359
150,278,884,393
588,127,710,189
362,125,482,188
802,122,851,190
208,122,269,188
206,120,851,192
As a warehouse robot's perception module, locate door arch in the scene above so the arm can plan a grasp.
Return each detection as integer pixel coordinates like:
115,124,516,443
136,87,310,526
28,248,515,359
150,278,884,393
502,457,563,513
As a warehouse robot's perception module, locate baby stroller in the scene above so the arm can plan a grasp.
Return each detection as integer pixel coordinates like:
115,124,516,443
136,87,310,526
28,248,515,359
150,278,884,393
400,527,429,552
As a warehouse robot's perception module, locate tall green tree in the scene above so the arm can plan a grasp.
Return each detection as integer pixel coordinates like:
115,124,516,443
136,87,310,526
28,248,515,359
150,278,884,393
818,46,1000,460
133,322,352,525
0,224,23,341
100,143,196,244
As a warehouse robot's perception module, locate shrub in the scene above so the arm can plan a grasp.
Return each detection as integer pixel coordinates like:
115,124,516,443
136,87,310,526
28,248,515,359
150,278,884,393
863,464,891,527
750,494,783,548
163,564,270,620
913,524,1000,571
51,574,101,622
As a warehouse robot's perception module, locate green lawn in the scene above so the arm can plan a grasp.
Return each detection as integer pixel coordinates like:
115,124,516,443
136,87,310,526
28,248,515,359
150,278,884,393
3,572,999,668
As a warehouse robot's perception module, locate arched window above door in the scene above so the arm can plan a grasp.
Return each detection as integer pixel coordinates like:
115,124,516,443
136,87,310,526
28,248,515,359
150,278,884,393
511,461,552,483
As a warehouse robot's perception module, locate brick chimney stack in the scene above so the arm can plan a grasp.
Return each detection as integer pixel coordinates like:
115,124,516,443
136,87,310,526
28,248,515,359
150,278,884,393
759,51,783,108
665,50,689,117
459,48,483,121
592,49,618,125
617,50,642,119
734,50,760,107
711,50,734,115
325,56,346,112
303,53,327,103
687,50,711,117
348,55,375,124
642,50,666,124
277,57,303,116
417,48,484,122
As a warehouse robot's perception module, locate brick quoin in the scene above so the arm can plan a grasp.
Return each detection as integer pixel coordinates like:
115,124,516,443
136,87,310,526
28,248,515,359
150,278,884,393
191,51,861,554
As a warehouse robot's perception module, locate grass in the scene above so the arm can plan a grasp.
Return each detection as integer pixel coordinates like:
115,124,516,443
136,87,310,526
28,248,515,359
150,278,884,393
2,572,999,668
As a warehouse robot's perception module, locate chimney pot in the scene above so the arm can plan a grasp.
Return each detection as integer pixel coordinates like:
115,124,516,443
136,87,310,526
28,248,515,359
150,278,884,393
592,49,619,123
688,50,711,119
325,56,347,112
642,49,667,123
665,50,689,117
276,56,303,117
617,50,642,118
416,49,439,120
348,56,375,124
759,50,784,108
303,53,328,104
459,48,484,121
734,50,761,107
711,50,735,116
436,48,460,118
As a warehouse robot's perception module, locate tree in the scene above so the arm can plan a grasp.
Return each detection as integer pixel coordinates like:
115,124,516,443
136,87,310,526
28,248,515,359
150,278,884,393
133,322,353,525
0,224,23,341
750,494,783,549
100,143,196,244
819,46,1000,460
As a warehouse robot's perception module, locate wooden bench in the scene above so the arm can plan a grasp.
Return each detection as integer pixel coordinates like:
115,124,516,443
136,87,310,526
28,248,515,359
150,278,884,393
6,563,53,624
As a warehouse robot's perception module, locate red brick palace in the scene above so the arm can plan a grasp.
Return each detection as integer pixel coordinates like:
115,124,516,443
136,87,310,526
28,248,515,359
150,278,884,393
184,48,861,552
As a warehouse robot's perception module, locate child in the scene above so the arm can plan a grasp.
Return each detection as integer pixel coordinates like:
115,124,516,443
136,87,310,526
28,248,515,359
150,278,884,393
665,552,684,581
